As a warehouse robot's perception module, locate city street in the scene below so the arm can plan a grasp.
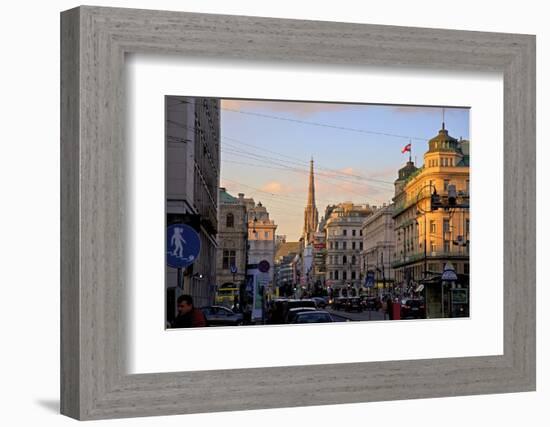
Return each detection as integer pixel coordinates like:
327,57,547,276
326,307,387,322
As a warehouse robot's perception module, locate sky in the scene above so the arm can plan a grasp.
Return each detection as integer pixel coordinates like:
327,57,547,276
219,99,470,241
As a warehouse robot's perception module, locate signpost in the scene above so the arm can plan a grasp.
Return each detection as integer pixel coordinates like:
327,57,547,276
166,223,201,288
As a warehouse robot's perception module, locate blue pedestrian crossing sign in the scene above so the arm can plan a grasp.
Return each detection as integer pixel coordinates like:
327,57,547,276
166,223,201,269
365,270,375,288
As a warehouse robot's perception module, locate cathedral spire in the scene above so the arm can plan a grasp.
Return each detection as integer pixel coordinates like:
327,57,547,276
303,157,319,243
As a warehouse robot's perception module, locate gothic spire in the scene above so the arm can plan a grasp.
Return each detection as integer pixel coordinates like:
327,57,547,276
303,157,319,243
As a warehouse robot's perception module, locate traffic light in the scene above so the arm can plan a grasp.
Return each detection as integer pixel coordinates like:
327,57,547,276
431,190,441,210
447,184,457,206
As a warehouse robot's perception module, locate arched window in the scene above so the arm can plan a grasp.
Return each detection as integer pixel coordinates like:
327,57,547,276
226,212,234,228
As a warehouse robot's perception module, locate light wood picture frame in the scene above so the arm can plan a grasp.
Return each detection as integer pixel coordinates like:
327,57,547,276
60,5,536,420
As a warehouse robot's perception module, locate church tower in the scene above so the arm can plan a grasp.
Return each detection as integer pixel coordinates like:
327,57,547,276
303,158,319,244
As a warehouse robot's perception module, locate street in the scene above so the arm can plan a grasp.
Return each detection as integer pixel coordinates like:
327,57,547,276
326,307,387,322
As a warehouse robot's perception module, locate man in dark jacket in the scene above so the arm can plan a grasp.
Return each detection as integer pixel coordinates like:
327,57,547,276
171,294,207,328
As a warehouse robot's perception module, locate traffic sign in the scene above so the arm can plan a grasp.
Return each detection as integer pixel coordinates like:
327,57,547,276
258,260,270,273
166,223,201,269
365,270,375,288
441,262,458,281
230,264,238,274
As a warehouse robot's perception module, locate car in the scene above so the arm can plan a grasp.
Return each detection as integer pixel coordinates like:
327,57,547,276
281,299,317,320
400,299,425,319
311,297,327,309
290,310,334,323
200,305,244,326
284,307,317,323
332,297,348,310
345,297,363,312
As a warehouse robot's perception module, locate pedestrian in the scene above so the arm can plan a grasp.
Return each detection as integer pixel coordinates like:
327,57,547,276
170,294,207,328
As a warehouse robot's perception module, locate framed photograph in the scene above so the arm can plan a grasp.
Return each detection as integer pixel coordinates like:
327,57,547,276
61,6,535,420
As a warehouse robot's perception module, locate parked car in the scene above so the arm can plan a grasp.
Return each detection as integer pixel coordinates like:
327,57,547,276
345,297,363,312
282,299,317,321
201,305,244,326
311,297,327,309
285,307,317,323
290,310,334,324
332,297,348,310
400,299,425,319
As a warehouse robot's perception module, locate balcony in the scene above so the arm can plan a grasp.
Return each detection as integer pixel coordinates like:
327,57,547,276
391,251,468,268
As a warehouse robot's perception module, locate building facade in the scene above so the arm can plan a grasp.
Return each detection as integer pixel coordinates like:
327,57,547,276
361,203,396,291
246,201,278,286
165,96,220,309
324,202,374,294
215,188,248,289
391,124,470,289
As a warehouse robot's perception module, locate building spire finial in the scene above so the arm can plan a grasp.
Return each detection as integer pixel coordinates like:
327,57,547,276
442,107,446,130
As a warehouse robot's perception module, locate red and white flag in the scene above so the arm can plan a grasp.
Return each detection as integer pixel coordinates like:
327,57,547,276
401,143,412,153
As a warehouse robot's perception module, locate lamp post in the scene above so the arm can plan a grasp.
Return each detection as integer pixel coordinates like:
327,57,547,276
415,183,437,279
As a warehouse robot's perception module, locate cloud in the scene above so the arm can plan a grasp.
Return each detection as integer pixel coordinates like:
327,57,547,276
221,99,350,117
260,181,294,194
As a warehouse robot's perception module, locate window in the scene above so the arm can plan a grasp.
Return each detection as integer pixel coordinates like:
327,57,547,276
330,242,333,250
351,255,356,265
343,271,347,280
343,229,347,236
334,270,339,280
352,242,356,250
226,212,234,228
352,229,356,236
444,240,450,253
329,271,333,280
343,241,347,250
222,250,236,270
359,229,363,236
335,241,339,250
430,220,436,234
359,242,363,250
343,255,347,264
264,231,269,239
430,241,436,252
443,219,450,234
351,271,356,280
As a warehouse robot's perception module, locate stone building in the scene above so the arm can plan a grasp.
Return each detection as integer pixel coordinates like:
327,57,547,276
361,203,396,292
215,188,248,288
165,96,220,310
391,123,470,288
324,202,374,294
246,200,278,286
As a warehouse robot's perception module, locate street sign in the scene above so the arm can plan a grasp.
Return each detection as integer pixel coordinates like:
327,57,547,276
365,270,375,288
258,259,270,273
166,223,201,269
441,262,458,281
230,264,238,274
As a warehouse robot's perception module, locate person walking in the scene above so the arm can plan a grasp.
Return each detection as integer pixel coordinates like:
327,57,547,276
170,294,207,328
